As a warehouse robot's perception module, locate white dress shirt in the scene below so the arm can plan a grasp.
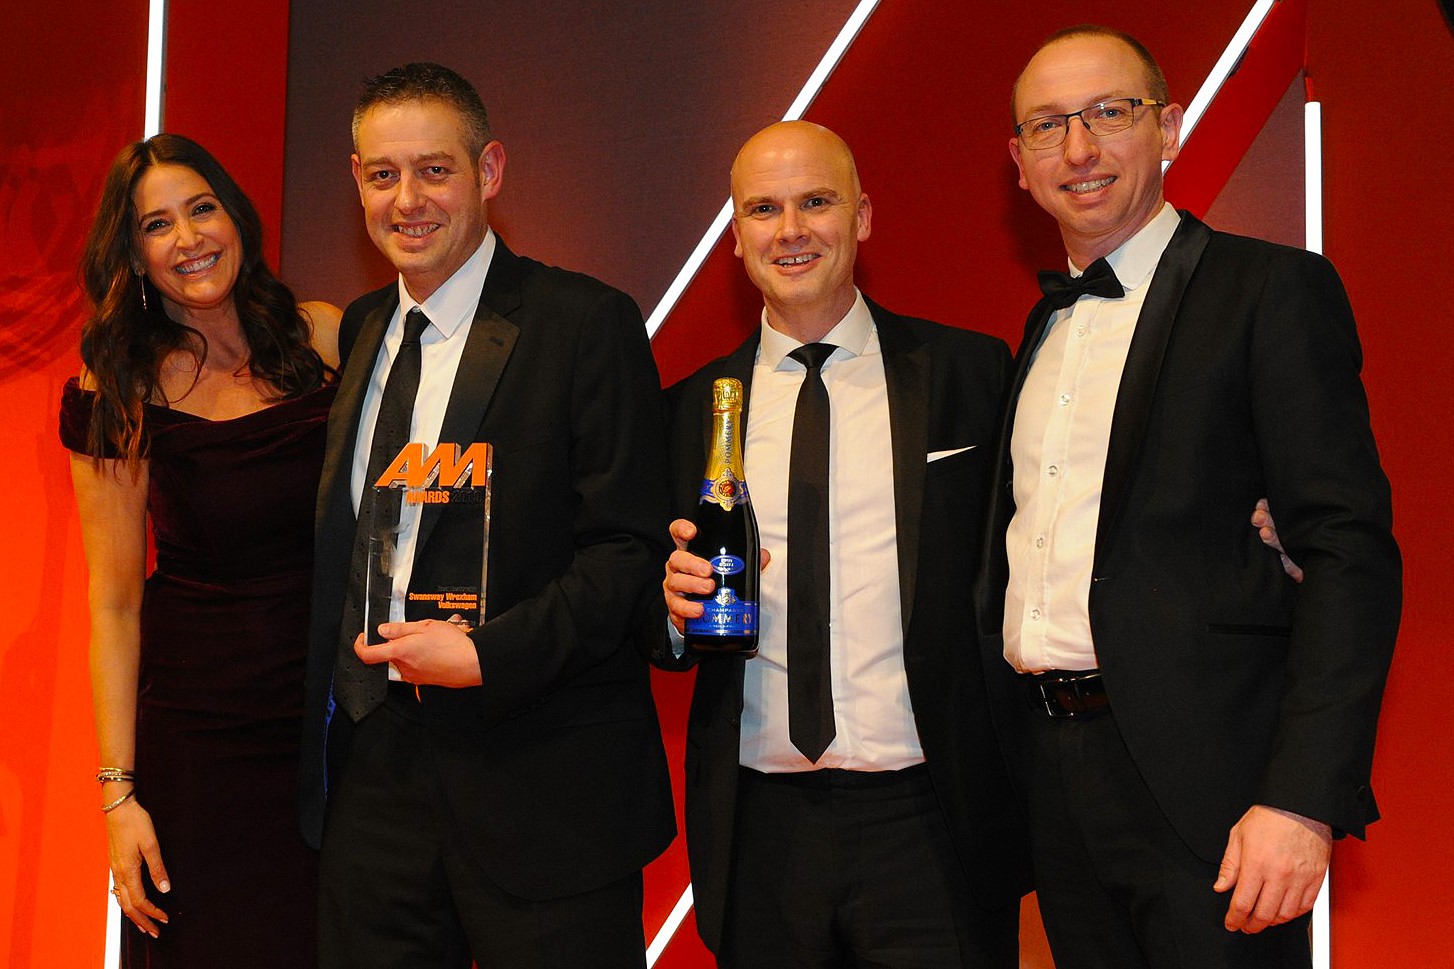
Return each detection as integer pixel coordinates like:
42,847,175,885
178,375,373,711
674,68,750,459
739,291,924,772
1004,204,1180,673
350,230,497,677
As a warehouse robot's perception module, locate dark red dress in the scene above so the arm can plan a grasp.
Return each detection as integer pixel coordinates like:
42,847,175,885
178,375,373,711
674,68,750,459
61,379,334,968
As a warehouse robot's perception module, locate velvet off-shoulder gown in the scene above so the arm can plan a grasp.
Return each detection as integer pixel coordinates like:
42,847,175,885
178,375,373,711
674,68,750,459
62,379,335,968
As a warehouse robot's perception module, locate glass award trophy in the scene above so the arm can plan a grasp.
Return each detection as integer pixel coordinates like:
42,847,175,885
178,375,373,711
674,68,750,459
365,442,493,641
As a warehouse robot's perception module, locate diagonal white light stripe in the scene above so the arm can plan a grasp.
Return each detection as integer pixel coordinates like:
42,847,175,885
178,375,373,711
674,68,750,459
644,198,735,341
645,883,695,967
1165,0,1277,172
644,0,882,338
779,0,882,123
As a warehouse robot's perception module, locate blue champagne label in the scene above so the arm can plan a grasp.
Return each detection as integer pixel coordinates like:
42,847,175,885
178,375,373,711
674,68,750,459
698,472,749,511
685,585,759,636
709,554,745,575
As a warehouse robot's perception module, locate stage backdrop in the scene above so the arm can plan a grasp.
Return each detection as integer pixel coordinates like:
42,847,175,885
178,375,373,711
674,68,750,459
4,1,1450,966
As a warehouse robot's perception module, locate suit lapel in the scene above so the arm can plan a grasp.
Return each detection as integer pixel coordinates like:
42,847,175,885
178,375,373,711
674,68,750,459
316,290,397,536
871,300,929,635
1094,212,1212,568
414,241,524,556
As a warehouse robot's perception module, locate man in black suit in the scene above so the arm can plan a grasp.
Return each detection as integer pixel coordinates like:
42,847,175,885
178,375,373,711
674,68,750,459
981,26,1401,968
658,121,1027,967
299,63,673,968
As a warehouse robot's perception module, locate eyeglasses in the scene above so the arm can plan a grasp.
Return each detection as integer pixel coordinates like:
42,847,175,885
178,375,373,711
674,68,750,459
1015,98,1164,150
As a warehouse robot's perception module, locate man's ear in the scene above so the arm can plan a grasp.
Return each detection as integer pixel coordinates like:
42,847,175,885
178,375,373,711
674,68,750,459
1009,137,1029,192
1158,102,1185,164
478,141,506,202
856,193,873,242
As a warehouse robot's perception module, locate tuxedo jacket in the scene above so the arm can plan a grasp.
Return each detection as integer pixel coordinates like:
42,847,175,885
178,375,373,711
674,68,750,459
654,298,1031,953
299,239,676,900
978,212,1401,862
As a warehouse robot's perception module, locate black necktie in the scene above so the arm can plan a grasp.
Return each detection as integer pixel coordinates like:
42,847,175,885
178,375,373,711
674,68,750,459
336,307,431,721
787,342,837,764
1037,257,1124,309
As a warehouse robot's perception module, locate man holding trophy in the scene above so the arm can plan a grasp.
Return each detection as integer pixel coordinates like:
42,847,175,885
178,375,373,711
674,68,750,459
299,62,674,969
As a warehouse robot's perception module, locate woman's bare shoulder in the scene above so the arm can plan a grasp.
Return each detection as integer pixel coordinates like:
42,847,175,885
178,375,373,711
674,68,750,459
300,301,342,370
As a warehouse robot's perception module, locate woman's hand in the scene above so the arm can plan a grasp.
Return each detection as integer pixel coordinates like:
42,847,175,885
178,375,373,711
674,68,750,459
106,797,171,937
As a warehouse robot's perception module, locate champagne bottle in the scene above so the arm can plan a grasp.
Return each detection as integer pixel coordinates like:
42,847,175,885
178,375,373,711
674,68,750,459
684,378,760,655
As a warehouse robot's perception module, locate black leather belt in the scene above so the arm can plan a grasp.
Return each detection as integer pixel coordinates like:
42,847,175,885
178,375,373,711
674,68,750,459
1024,670,1110,719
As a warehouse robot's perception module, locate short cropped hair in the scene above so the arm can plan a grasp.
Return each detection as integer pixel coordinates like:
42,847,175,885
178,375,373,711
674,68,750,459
1013,25,1170,117
353,62,492,159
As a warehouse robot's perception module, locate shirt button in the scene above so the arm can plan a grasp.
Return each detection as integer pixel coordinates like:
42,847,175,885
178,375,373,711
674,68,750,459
1030,608,1042,621
1047,465,1059,477
1076,324,1088,336
1058,394,1071,406
1035,536,1046,548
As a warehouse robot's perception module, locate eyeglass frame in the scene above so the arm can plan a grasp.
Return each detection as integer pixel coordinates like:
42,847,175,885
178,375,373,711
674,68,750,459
1014,97,1166,150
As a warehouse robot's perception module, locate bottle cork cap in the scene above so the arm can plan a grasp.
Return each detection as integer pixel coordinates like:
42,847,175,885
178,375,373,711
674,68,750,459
711,378,744,412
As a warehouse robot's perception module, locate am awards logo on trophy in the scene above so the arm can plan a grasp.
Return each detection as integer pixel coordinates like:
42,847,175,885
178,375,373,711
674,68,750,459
366,442,493,641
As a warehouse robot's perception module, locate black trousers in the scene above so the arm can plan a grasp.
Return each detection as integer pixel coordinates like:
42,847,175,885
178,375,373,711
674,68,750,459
1026,710,1312,969
719,764,1018,969
318,694,646,969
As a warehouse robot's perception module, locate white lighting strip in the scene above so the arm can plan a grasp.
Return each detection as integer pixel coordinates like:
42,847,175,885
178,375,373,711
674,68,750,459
643,0,881,338
103,875,119,969
1304,100,1323,254
1306,90,1328,969
1313,869,1331,969
643,198,735,340
1165,0,1277,171
144,0,167,137
110,8,168,959
645,883,695,967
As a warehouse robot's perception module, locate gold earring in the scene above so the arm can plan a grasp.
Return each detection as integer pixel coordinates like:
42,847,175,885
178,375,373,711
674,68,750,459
134,268,149,313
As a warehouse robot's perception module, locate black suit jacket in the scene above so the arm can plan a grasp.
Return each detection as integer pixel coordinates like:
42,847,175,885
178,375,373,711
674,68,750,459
655,298,1030,953
300,239,675,900
979,213,1401,862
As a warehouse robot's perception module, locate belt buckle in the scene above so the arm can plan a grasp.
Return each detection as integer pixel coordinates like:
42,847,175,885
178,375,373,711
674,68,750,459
1033,675,1075,719
1031,671,1101,719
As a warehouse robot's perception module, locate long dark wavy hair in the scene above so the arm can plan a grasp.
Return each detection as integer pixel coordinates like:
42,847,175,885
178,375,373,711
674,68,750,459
78,134,328,464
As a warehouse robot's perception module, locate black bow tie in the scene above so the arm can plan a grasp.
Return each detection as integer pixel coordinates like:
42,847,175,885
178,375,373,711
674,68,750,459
1037,257,1124,309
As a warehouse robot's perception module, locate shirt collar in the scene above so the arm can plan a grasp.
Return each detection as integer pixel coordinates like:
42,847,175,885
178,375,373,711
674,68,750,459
1069,202,1180,292
759,290,876,371
395,227,497,338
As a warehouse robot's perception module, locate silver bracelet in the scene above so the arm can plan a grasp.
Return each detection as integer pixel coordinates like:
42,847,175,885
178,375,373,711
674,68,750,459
101,790,136,814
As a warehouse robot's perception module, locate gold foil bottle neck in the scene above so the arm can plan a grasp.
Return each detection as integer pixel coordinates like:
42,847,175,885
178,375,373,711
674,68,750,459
711,378,744,413
704,378,746,498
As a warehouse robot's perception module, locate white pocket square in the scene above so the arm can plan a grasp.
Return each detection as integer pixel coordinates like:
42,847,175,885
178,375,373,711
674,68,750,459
927,445,977,462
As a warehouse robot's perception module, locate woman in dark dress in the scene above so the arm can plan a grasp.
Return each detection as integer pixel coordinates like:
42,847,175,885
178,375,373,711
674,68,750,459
62,134,339,967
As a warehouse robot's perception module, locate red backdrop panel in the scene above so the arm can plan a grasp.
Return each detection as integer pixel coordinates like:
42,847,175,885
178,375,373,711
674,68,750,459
0,3,150,967
1310,2,1454,965
164,1,293,270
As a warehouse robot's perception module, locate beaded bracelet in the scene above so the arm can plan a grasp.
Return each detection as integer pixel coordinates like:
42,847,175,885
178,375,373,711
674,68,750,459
101,790,136,814
96,767,135,784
